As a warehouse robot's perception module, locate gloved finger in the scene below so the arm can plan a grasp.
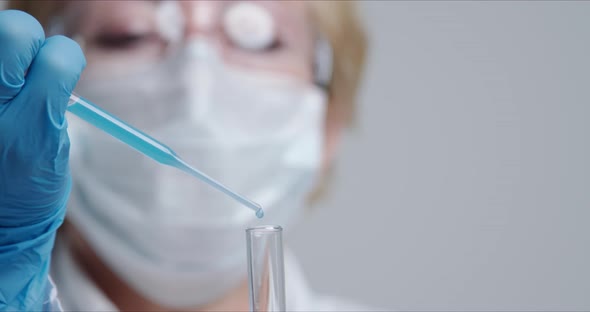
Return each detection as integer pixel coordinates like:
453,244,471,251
0,10,45,105
0,36,84,222
17,35,86,132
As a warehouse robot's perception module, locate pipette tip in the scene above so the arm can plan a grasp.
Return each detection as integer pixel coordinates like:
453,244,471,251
256,208,265,219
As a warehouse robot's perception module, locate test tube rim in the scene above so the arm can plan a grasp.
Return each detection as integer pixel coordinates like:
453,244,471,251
246,225,283,233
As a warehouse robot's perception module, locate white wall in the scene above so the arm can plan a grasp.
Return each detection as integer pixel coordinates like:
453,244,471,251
288,1,590,311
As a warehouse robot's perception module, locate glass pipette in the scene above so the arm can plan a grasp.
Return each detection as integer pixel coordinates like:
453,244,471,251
66,93,264,218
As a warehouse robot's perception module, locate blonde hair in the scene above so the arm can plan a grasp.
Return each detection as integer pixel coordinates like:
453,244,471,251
9,0,367,127
307,1,367,125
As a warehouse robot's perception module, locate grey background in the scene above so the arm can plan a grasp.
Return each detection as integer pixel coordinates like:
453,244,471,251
288,1,590,311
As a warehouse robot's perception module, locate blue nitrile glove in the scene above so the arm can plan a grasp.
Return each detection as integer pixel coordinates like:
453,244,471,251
0,10,85,311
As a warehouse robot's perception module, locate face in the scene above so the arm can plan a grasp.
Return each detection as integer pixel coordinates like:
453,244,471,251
59,0,315,83
57,0,342,172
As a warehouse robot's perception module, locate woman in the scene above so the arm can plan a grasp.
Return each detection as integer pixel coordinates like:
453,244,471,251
0,1,367,310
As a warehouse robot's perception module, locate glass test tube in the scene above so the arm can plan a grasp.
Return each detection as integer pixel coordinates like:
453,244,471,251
246,225,286,312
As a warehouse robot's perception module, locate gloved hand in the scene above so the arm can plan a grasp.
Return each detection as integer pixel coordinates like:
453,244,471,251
0,10,85,311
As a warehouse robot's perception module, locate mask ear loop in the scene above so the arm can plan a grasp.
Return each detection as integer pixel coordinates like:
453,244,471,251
313,34,333,91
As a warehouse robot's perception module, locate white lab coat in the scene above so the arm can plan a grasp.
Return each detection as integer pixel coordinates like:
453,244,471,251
48,236,368,311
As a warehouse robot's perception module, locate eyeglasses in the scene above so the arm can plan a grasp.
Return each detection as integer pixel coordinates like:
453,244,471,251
49,1,332,88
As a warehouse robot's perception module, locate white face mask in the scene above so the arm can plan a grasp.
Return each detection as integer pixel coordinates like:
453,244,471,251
67,40,326,308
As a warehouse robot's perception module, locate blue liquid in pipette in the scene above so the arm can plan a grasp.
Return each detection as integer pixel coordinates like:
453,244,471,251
67,94,264,218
